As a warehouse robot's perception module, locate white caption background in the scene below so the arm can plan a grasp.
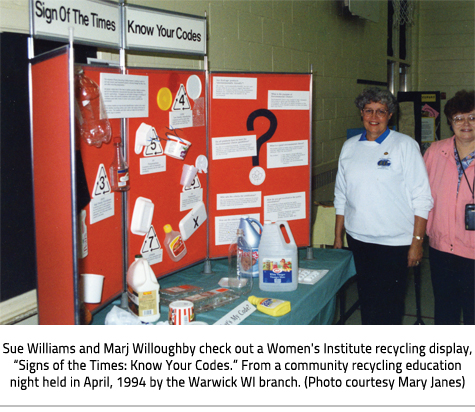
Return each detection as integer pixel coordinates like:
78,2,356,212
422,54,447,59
0,326,473,407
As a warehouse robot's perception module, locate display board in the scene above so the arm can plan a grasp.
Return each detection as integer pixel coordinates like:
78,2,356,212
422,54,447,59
126,69,208,278
208,72,312,258
76,65,124,310
31,47,76,324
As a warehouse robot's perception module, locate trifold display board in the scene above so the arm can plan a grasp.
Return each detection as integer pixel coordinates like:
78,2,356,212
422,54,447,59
30,50,312,323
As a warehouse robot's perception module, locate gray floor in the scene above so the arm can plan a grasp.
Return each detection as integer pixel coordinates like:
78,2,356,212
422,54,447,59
333,242,436,325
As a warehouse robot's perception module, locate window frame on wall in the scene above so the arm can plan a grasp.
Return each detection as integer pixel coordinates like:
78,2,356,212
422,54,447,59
387,0,412,95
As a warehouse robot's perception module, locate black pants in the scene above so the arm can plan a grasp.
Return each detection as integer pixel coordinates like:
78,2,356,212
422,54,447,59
429,247,475,325
347,234,409,325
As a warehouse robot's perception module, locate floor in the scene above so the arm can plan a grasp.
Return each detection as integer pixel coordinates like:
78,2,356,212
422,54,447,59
333,241,436,325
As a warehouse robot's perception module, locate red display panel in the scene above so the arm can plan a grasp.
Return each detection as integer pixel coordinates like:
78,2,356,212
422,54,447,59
208,73,312,258
77,66,124,311
31,48,75,324
126,69,207,278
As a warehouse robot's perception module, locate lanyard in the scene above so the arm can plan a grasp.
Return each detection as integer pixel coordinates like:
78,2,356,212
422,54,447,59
455,144,475,201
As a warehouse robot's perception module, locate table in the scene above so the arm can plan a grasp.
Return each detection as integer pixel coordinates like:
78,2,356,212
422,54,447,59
93,248,356,325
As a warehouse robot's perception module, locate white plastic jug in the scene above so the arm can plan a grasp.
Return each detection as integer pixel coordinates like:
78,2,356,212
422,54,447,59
127,254,160,322
258,221,298,292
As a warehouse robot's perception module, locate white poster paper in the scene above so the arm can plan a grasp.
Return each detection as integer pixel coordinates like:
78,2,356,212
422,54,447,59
267,140,309,169
140,156,166,175
264,192,306,222
214,213,261,246
89,193,114,224
268,90,310,110
421,117,436,142
217,192,261,210
180,188,204,212
170,111,193,129
213,301,256,325
213,77,257,100
100,73,148,119
212,135,257,160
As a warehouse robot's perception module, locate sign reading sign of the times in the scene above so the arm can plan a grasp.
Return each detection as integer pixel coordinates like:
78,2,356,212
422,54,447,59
125,5,206,55
31,0,120,48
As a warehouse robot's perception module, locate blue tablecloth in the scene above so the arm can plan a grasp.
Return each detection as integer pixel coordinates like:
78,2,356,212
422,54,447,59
93,248,356,325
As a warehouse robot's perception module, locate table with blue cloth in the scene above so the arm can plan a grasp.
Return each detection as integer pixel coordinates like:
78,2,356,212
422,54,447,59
93,248,356,325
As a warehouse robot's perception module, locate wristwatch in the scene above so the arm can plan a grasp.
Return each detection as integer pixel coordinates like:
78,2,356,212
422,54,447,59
413,235,423,241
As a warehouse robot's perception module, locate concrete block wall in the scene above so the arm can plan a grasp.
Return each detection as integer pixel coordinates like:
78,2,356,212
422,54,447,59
3,1,474,182
417,0,475,140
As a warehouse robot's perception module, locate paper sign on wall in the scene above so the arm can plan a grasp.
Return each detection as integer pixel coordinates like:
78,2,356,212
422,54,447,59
89,193,114,225
267,140,308,169
264,192,306,222
100,73,149,119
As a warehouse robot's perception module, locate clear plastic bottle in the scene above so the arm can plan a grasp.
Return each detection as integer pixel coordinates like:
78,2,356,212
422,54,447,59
110,136,130,192
163,224,187,262
75,69,111,148
228,228,253,296
238,216,262,278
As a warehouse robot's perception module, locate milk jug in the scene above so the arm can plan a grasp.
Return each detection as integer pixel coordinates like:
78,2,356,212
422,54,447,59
238,216,263,278
127,254,160,322
258,221,298,292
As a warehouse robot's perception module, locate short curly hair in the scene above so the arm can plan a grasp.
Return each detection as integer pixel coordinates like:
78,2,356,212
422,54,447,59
444,90,475,126
355,87,398,114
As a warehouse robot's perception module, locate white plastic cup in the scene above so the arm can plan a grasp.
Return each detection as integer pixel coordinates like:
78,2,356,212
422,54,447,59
168,300,194,325
180,164,198,187
80,274,104,304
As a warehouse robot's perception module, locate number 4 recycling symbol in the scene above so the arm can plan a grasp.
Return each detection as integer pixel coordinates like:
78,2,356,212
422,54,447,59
93,164,111,198
172,84,191,111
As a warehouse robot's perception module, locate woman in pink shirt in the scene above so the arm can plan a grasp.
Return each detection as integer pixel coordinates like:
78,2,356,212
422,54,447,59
423,90,475,325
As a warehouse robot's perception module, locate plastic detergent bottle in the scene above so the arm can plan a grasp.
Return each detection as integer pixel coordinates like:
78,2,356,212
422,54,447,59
163,224,187,262
238,216,263,278
248,296,291,317
127,254,160,322
258,220,298,292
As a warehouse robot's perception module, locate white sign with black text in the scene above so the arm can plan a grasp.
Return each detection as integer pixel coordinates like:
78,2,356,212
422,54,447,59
31,0,120,48
124,5,206,54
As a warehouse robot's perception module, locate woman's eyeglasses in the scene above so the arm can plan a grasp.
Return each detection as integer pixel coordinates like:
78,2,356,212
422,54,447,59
452,115,475,127
362,109,389,118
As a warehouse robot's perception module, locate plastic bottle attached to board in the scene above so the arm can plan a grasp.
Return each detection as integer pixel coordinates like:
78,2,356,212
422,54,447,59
258,220,298,292
127,254,160,323
163,224,187,262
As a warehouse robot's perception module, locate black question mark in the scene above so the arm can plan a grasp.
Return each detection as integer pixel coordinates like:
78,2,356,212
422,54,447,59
246,109,277,167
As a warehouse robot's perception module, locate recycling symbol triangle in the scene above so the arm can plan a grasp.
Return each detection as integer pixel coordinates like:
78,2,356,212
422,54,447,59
93,164,111,198
172,84,191,111
141,225,161,254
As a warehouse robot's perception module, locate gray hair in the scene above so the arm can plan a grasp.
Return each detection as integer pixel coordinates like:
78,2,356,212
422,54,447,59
355,87,398,114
